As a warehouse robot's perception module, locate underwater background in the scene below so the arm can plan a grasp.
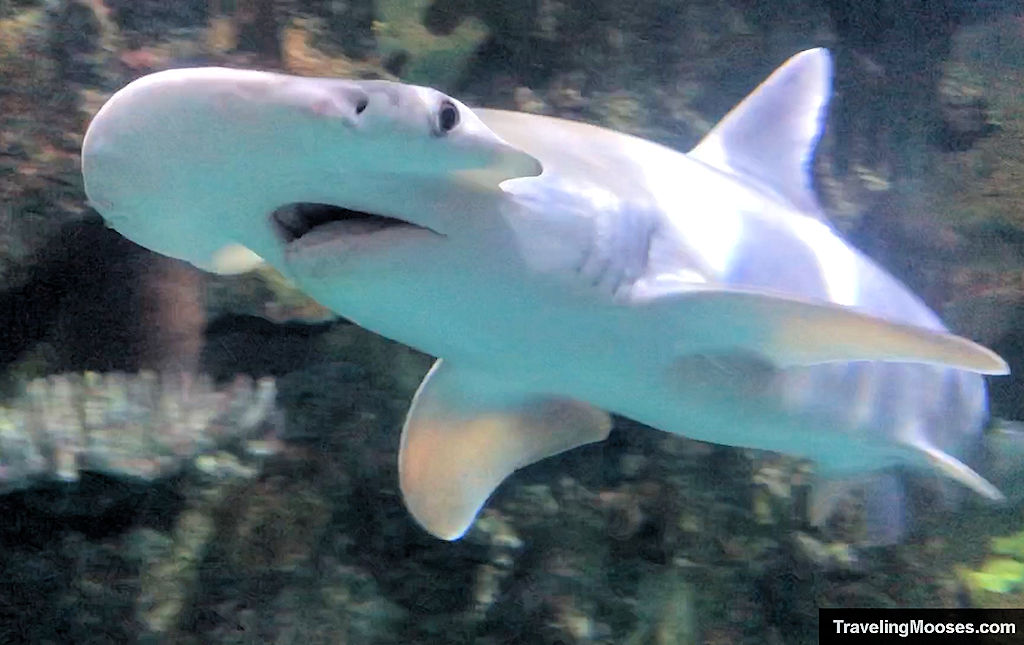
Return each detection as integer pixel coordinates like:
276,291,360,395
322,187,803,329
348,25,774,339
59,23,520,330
2,0,1024,642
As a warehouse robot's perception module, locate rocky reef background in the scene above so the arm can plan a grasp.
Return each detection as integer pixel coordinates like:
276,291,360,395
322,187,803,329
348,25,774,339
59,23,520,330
2,0,1024,642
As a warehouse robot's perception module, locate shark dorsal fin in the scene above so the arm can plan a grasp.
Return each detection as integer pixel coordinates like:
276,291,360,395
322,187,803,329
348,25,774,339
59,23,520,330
689,48,831,219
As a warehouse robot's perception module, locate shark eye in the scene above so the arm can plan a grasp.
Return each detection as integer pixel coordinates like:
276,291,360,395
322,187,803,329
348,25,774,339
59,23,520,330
436,99,460,135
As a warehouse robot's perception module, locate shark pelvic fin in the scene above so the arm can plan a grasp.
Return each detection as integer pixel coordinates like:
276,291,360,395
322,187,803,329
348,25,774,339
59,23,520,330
689,48,831,219
634,284,1010,374
209,243,265,274
398,360,612,540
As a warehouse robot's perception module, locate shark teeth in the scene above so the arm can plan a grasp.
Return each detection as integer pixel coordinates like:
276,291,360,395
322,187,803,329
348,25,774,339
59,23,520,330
270,203,416,243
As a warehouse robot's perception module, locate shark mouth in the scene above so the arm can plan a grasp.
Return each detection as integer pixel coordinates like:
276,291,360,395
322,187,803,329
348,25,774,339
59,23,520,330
270,202,431,244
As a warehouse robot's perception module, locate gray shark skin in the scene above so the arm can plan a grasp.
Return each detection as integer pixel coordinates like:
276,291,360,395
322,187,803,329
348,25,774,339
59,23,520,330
82,50,1010,541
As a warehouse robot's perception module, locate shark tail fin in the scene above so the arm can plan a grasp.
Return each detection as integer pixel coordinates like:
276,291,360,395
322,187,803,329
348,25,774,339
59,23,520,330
689,48,831,220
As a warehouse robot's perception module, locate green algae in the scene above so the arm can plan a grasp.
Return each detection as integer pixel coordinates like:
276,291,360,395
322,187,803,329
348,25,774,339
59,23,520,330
963,558,1024,594
991,531,1024,560
960,527,1024,602
375,0,487,89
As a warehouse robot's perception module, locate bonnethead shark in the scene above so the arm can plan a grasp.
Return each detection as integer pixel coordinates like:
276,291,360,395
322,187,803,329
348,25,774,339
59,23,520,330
82,49,1011,541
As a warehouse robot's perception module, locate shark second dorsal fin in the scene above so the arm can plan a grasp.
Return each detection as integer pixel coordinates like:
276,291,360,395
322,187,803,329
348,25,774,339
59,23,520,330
398,360,612,540
689,49,831,219
209,243,266,274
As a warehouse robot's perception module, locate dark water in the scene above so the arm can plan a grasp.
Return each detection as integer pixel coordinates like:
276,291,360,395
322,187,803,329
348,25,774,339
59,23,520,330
1,1,1024,642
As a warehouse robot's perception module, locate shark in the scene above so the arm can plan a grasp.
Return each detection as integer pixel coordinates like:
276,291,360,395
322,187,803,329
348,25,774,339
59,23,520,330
81,49,1011,541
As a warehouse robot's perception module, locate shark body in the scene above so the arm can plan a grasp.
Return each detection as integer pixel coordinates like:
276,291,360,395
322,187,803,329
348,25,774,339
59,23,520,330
82,50,1009,540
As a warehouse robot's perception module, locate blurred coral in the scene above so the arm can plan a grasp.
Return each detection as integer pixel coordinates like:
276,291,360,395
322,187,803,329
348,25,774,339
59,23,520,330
0,371,280,491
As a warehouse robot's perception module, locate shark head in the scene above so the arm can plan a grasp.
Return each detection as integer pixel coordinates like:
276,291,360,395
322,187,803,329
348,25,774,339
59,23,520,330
82,67,542,275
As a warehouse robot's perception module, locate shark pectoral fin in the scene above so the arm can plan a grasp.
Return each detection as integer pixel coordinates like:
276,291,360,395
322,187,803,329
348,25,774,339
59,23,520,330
398,360,612,541
917,444,1005,501
639,286,1009,375
760,295,1008,374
